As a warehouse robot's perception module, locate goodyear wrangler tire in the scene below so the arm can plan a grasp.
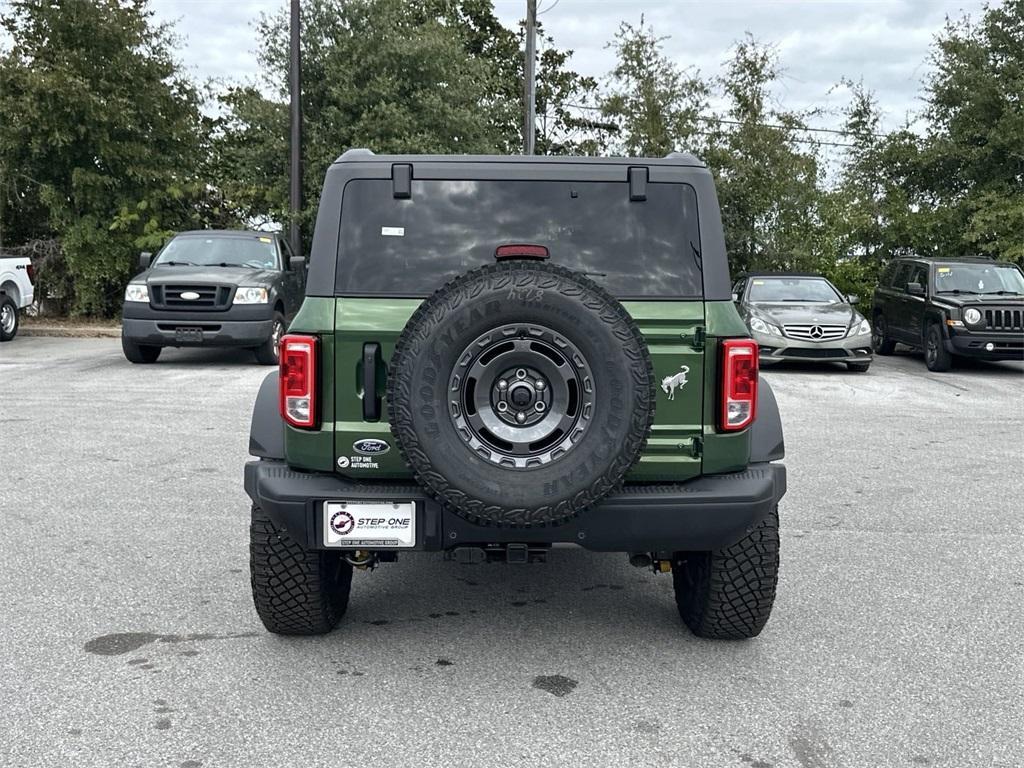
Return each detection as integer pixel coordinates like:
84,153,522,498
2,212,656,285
387,261,655,527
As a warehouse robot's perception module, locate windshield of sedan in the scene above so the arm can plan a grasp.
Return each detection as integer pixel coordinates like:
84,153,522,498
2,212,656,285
153,235,278,269
746,277,844,304
933,263,1024,295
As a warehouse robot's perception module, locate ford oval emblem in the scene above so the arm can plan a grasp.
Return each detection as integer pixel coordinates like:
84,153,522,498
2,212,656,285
353,438,390,455
180,291,200,300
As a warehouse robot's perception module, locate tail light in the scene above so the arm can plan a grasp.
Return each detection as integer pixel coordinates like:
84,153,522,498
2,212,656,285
26,263,36,284
720,339,758,431
279,334,318,428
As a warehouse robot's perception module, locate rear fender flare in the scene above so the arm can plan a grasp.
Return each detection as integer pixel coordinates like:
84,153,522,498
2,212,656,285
249,371,284,459
750,376,784,462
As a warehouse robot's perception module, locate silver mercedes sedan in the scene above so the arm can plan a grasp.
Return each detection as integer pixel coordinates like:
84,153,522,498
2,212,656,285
733,273,874,372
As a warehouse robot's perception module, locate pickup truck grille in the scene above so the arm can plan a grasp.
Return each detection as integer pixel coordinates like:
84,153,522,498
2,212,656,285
783,324,847,342
150,285,231,310
982,307,1023,332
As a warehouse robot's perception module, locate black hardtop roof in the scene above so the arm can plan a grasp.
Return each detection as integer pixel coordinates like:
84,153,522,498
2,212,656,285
175,229,280,239
332,148,707,168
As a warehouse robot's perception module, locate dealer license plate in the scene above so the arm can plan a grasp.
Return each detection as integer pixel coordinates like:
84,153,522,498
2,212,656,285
174,327,203,343
323,501,416,548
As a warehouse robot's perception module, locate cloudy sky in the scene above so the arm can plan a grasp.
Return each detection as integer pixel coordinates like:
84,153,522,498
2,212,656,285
153,0,989,135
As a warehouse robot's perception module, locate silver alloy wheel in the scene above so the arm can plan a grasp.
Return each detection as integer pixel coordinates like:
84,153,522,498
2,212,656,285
925,328,938,366
0,303,14,334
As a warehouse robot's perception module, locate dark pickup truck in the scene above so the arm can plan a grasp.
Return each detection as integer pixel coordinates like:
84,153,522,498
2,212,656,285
121,230,305,364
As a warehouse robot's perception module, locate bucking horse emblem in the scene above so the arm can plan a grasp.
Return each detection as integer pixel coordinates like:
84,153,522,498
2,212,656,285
660,365,690,400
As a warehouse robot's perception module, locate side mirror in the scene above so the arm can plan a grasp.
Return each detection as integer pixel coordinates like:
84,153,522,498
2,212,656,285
731,292,740,302
290,256,306,271
139,252,153,270
846,294,859,304
906,282,925,297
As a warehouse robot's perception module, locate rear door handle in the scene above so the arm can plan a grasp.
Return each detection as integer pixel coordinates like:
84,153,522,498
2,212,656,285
362,343,382,421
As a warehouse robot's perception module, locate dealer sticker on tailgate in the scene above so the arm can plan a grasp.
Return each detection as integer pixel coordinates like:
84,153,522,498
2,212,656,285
323,501,416,548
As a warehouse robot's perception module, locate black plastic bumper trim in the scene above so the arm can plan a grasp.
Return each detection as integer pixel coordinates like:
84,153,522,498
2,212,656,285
243,460,787,553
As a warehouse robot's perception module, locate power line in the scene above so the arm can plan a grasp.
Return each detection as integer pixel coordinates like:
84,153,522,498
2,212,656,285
537,0,561,15
563,102,889,140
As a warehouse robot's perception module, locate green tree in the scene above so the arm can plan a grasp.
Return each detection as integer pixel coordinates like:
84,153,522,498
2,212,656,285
703,37,824,275
0,0,224,315
600,18,708,156
918,0,1024,263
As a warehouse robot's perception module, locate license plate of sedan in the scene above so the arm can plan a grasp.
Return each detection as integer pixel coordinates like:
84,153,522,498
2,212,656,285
323,501,416,548
174,327,203,343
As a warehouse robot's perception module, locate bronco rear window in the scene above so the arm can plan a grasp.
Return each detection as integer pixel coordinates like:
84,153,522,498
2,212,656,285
335,179,703,298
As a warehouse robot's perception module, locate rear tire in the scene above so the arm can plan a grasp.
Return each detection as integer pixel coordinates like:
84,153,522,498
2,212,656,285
846,361,870,373
250,504,352,635
924,324,953,372
673,507,780,639
0,296,18,341
122,336,161,363
871,315,895,355
254,312,285,365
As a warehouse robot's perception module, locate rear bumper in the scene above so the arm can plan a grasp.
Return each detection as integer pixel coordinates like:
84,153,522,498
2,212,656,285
243,460,787,553
945,330,1024,360
122,318,273,347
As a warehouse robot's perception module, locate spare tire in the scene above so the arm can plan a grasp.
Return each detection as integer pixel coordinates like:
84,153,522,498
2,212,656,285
387,261,655,527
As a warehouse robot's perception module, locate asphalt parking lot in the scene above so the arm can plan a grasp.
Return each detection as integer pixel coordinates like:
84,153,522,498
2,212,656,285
1,337,1021,768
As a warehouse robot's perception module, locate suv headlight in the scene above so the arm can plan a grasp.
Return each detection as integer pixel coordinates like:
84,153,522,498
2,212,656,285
124,283,149,303
749,317,781,336
847,318,871,336
234,286,269,305
963,308,982,325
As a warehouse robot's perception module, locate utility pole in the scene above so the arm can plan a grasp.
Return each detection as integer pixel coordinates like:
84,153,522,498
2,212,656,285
289,0,302,257
523,0,537,155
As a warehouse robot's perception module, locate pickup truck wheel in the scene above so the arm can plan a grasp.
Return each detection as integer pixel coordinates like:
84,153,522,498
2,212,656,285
871,315,895,355
388,260,655,527
250,504,352,635
673,507,780,639
254,313,285,365
0,296,18,341
122,336,161,363
924,324,953,372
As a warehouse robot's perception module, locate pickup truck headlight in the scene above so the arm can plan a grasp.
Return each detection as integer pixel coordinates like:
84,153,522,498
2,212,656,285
749,317,781,336
234,286,269,305
847,318,871,337
124,283,149,303
963,308,982,325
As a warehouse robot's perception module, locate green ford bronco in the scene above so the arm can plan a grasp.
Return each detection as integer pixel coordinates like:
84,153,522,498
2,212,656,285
244,150,787,639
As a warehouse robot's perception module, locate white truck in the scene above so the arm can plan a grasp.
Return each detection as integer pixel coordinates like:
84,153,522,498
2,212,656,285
0,253,35,341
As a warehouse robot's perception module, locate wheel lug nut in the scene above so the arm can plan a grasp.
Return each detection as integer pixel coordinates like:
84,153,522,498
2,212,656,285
498,379,508,390
497,401,508,413
535,380,545,390
535,402,546,412
516,368,527,379
516,412,526,424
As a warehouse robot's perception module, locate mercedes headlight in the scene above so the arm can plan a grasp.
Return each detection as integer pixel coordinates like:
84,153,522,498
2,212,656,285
847,318,871,336
749,317,781,336
963,308,982,325
233,286,269,305
124,283,149,303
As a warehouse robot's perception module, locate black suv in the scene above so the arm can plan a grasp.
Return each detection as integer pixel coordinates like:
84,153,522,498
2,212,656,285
871,256,1024,371
121,230,306,365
